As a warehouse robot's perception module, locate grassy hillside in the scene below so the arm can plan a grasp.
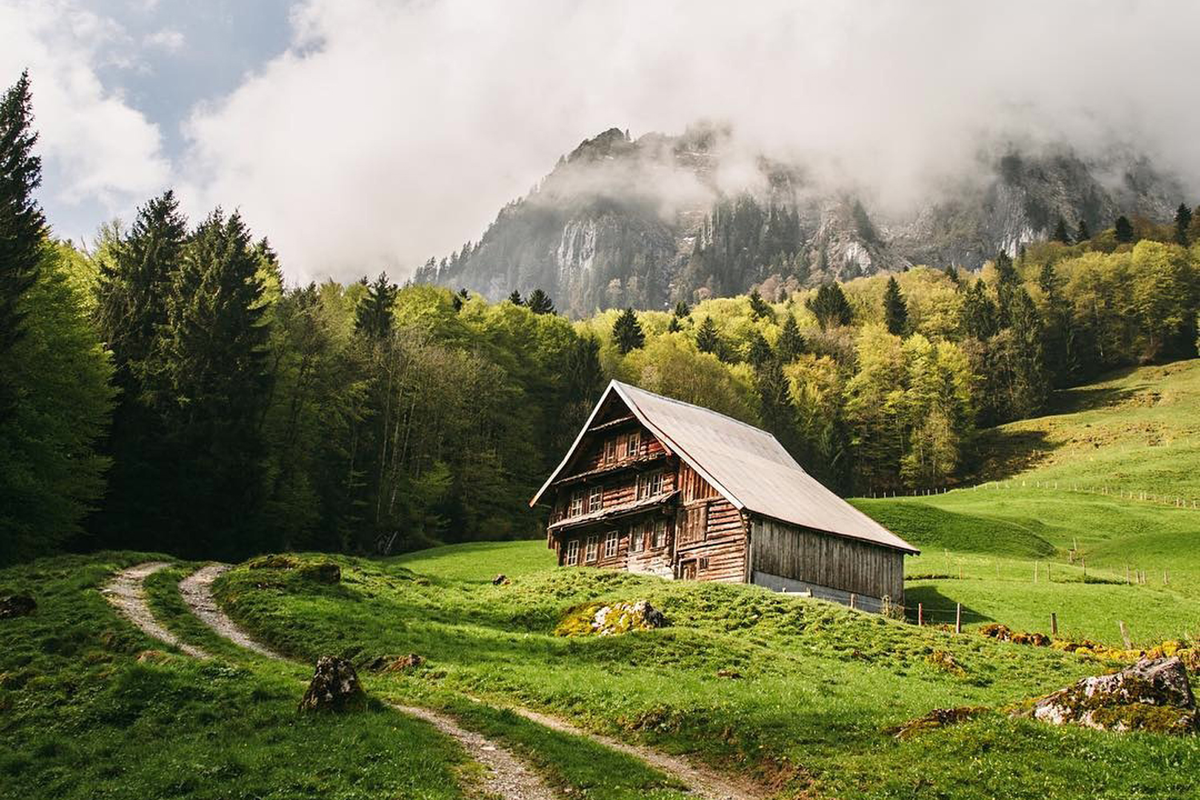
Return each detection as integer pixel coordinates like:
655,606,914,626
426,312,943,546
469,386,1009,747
214,551,1200,800
848,359,1200,645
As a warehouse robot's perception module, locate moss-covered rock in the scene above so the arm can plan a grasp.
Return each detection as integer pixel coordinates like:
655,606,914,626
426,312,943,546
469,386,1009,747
1028,657,1198,734
555,600,669,637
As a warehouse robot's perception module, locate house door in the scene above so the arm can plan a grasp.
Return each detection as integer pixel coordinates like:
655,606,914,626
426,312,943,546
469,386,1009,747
679,559,698,581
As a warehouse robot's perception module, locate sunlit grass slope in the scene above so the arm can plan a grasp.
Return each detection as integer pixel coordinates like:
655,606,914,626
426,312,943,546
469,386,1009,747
217,552,1200,800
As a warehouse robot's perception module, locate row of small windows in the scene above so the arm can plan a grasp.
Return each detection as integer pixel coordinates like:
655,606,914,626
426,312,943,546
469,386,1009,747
563,520,670,565
603,430,642,464
565,469,667,518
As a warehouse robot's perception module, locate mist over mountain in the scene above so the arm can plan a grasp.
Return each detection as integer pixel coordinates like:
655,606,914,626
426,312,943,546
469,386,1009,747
417,124,1183,316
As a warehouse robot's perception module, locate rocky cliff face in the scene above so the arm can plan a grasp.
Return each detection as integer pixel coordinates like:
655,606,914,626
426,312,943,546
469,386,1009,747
418,126,1183,316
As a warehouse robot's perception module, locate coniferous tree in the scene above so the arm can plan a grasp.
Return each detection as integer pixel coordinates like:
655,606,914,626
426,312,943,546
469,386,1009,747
1115,215,1135,243
1076,220,1091,243
748,288,773,320
0,71,44,410
153,209,272,556
806,283,852,330
508,289,523,305
667,316,682,333
695,315,722,356
92,191,189,548
944,264,960,285
612,307,644,354
452,287,469,312
673,300,691,318
1053,217,1071,244
1176,203,1193,246
756,355,800,456
356,272,398,339
746,329,772,367
960,280,999,339
526,288,555,315
882,276,908,336
776,314,805,363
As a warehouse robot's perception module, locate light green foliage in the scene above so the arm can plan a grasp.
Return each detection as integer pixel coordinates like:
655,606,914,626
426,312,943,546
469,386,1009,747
0,244,113,561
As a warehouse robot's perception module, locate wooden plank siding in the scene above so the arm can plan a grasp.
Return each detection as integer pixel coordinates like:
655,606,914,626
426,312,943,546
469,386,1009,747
749,517,905,603
675,498,748,583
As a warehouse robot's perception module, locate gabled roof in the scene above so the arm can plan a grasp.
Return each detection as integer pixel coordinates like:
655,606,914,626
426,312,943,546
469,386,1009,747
531,380,918,554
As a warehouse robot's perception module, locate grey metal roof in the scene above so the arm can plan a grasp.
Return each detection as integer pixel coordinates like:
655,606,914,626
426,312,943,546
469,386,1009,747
532,380,918,554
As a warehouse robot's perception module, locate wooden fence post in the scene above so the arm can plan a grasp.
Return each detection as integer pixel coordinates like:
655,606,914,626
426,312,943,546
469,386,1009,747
1119,621,1132,649
917,603,924,626
955,603,962,634
1051,612,1058,636
849,593,856,610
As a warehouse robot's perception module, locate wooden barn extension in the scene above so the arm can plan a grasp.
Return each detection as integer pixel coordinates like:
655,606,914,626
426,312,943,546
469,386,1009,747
530,380,918,612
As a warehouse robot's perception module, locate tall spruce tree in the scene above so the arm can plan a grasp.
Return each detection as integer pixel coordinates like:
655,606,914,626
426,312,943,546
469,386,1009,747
154,209,272,556
882,276,908,336
746,329,772,367
806,283,852,329
1076,220,1091,243
356,272,398,339
1115,215,1134,243
612,307,644,354
755,355,800,457
748,288,773,320
1176,203,1193,246
776,314,805,362
0,71,44,411
673,300,691,318
92,191,189,548
526,288,555,315
695,315,722,355
1053,217,1071,244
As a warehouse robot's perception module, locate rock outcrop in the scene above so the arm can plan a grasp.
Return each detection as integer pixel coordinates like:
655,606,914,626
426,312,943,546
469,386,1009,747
0,594,35,619
1029,657,1198,734
299,656,366,712
557,600,670,637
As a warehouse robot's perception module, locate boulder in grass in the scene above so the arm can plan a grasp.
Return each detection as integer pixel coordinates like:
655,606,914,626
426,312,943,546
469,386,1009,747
1028,657,1198,734
558,600,670,637
299,656,366,712
0,595,35,619
383,653,425,673
299,562,341,584
892,706,987,740
492,573,509,586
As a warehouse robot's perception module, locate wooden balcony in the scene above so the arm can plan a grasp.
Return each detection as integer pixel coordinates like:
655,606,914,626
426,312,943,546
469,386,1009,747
548,490,679,532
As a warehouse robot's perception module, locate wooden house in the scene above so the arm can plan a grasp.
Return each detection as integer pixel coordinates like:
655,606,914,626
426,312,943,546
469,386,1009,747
530,380,918,611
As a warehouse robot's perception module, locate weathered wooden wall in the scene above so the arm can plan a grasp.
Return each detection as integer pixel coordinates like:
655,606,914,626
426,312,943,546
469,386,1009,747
674,498,747,583
749,517,904,602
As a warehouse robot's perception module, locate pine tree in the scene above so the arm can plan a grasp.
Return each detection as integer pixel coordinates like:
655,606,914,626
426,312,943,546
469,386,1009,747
1076,220,1091,244
451,287,469,312
695,315,722,356
1176,203,1193,246
960,280,999,339
526,288,555,315
1053,217,1071,244
0,71,45,404
356,272,397,339
944,264,960,285
806,283,852,330
755,355,800,456
153,209,272,556
612,307,644,354
673,300,691,318
748,288,773,320
507,289,523,305
746,330,773,367
882,276,908,336
667,316,682,333
1115,215,1134,243
776,314,805,363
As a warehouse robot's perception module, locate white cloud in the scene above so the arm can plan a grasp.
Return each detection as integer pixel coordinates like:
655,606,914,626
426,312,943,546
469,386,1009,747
144,27,184,52
0,0,171,228
173,0,1200,281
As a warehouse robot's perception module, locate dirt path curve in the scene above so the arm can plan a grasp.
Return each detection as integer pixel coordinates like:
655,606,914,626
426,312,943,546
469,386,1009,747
102,562,211,660
503,705,759,800
178,563,558,800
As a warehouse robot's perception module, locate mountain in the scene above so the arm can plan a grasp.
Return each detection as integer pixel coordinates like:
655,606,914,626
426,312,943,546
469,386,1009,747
416,125,1184,317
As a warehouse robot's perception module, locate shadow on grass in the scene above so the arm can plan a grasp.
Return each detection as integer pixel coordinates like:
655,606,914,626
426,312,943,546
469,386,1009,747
903,585,993,627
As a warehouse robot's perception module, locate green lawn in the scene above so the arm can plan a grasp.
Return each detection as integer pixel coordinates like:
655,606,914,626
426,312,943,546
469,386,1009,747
0,554,470,800
214,551,1200,800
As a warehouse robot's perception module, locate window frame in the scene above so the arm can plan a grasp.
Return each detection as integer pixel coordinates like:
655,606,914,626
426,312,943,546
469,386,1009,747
604,530,619,558
604,438,617,464
629,524,644,553
585,535,599,563
568,490,583,517
588,485,603,513
625,430,641,458
652,519,668,549
565,539,580,566
649,471,664,496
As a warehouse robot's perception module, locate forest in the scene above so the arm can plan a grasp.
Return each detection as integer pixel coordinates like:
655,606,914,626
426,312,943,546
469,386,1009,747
3,73,1199,564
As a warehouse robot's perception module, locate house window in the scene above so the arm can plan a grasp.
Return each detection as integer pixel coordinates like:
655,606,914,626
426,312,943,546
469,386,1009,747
568,491,583,517
629,524,644,553
588,485,603,513
638,470,663,500
604,438,617,464
565,540,580,566
585,535,599,563
604,531,619,558
650,471,665,496
625,430,640,458
652,519,668,549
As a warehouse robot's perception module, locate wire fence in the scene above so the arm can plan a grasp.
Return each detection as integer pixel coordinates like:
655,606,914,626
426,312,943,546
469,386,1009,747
860,478,1200,510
